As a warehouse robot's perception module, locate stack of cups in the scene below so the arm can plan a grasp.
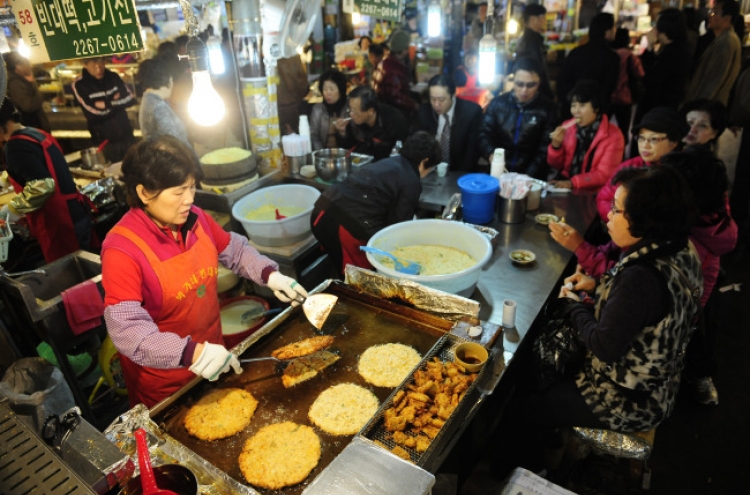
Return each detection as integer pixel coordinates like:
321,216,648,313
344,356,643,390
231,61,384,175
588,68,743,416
299,115,312,154
490,148,505,180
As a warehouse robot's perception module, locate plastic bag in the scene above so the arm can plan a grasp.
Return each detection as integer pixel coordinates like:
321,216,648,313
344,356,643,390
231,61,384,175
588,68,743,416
0,357,75,433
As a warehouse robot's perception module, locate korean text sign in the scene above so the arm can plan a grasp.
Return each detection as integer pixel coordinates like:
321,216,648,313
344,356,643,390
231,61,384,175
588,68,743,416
355,0,401,22
12,0,142,63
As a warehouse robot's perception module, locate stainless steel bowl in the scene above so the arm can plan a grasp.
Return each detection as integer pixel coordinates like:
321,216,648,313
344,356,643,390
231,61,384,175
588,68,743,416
313,148,351,181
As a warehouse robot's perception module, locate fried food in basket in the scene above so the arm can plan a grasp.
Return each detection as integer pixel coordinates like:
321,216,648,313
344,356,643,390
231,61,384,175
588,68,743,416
239,421,321,490
383,358,477,454
282,349,340,388
271,335,335,360
309,383,380,436
184,388,258,441
358,343,422,387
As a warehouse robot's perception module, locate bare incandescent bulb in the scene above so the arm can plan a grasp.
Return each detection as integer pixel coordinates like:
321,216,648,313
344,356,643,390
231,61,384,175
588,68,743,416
187,37,225,126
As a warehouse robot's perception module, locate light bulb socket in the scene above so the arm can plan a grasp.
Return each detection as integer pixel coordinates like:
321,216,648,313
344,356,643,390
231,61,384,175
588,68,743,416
187,37,210,73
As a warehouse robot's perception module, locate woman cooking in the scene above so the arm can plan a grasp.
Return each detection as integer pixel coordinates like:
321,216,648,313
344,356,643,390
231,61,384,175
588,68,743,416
102,136,307,408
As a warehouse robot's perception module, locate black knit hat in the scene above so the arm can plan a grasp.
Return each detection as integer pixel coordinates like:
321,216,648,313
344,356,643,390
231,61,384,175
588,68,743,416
632,107,690,142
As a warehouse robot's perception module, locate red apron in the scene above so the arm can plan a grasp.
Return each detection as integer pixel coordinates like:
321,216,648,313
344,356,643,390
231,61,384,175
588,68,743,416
109,222,224,408
8,131,94,263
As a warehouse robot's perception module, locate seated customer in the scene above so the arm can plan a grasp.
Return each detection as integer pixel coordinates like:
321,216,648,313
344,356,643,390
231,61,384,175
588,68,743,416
417,74,483,172
136,56,190,144
334,86,409,161
494,166,702,476
478,57,558,179
681,99,728,153
548,80,625,190
310,131,441,276
309,69,348,151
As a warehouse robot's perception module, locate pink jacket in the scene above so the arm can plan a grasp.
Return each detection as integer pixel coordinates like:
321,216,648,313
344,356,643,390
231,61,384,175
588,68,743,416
547,114,625,190
596,156,649,220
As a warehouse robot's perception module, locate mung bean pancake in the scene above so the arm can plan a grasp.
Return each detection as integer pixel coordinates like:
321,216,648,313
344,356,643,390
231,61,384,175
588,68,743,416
183,388,258,441
358,343,422,387
238,422,321,490
271,335,335,360
282,349,340,388
308,383,379,436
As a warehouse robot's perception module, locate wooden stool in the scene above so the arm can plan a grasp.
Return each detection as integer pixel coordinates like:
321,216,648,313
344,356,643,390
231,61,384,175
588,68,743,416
567,427,656,490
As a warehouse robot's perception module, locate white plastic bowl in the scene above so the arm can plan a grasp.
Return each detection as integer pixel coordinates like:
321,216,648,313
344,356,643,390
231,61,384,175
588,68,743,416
366,219,493,297
231,184,320,246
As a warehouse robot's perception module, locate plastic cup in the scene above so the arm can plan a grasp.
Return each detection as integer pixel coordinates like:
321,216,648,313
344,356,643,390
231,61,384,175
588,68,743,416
437,162,449,177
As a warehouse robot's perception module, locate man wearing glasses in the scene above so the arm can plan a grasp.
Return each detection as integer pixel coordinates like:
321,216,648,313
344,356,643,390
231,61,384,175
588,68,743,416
416,75,483,172
477,57,558,179
685,0,742,106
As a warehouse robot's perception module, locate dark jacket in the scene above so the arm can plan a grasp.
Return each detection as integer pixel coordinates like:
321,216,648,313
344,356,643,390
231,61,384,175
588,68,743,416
7,71,50,132
71,68,136,144
514,28,553,99
315,154,422,238
637,42,692,120
417,97,483,172
556,40,620,112
478,92,558,179
336,103,409,161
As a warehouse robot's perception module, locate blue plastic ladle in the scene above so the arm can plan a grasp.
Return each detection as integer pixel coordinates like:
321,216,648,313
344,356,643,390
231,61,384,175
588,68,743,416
359,246,421,275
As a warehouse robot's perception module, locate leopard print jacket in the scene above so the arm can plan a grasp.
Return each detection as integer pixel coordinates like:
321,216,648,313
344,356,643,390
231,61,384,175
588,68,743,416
575,240,703,432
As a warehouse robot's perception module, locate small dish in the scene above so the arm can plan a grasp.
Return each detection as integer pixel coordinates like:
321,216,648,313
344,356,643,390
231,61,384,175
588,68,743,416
300,165,317,179
509,249,536,265
535,213,559,225
454,342,488,372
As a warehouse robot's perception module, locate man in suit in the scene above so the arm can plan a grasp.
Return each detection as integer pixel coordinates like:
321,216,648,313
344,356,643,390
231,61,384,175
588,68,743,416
417,74,483,172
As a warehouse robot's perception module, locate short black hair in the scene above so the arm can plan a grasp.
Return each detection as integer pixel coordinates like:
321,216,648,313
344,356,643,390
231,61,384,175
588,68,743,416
317,69,347,102
157,41,178,57
588,13,615,40
656,8,687,43
514,57,544,77
0,98,19,125
523,4,547,23
612,27,631,49
568,80,603,112
121,135,204,208
661,148,728,215
368,43,385,57
400,131,442,170
614,166,696,241
716,0,740,19
136,57,172,90
348,85,379,112
2,52,26,72
358,36,372,49
680,99,728,141
428,74,456,96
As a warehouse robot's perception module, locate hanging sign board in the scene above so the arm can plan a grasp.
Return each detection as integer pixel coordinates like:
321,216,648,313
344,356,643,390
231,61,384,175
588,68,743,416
11,0,142,63
344,0,402,23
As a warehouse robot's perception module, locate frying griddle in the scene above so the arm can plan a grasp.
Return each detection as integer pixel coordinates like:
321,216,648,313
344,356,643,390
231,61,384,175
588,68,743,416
151,282,452,495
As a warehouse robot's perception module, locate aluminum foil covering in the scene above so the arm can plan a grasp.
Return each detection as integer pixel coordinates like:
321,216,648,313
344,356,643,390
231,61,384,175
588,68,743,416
572,427,654,461
343,266,481,320
302,437,434,495
103,404,258,495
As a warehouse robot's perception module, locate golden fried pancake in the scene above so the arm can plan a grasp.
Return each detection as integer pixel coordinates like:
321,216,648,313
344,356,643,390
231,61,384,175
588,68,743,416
271,335,335,360
238,422,320,490
358,343,422,387
183,388,258,441
282,350,340,388
308,383,379,436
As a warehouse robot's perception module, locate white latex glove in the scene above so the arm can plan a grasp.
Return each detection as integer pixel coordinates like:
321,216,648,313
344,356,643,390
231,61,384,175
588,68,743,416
267,271,308,305
188,342,241,381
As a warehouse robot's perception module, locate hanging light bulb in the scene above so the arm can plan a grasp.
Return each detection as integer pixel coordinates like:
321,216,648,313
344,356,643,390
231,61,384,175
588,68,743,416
186,37,225,126
427,0,442,38
478,34,497,86
507,18,519,35
207,35,225,75
17,38,30,58
352,11,361,26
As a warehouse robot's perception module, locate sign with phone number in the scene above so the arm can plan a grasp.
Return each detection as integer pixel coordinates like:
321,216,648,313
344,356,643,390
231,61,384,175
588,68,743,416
356,0,401,22
11,0,142,63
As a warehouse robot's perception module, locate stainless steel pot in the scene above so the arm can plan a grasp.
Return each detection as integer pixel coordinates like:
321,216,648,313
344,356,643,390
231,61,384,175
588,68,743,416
313,148,351,181
80,147,106,170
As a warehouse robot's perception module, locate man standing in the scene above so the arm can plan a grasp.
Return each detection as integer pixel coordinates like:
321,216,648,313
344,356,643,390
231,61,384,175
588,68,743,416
334,86,409,161
72,57,136,163
417,75,483,172
478,58,558,180
515,4,553,100
371,29,418,117
684,0,742,106
3,52,50,132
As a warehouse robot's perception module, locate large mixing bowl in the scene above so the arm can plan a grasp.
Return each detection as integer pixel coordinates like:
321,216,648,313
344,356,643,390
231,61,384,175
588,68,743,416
365,219,493,297
313,148,351,181
231,184,320,246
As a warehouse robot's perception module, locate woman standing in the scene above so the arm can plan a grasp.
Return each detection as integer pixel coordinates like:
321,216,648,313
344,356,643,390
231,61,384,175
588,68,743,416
309,69,348,151
102,136,307,408
547,80,625,190
136,56,190,144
